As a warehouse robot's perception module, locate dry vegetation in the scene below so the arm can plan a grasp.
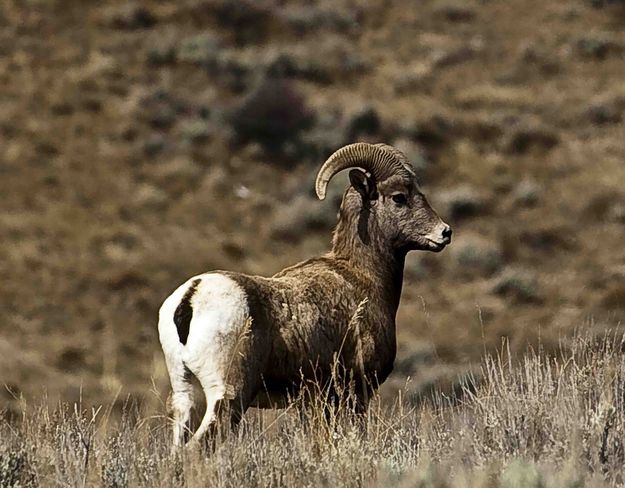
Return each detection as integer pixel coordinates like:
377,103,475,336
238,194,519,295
2,329,625,487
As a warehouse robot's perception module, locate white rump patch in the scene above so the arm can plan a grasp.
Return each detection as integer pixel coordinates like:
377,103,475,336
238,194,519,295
181,273,249,372
158,272,251,445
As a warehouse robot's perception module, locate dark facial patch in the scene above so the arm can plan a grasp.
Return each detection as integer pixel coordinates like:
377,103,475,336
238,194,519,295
174,278,201,345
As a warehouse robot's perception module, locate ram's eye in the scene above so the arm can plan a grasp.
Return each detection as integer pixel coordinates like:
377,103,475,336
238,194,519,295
392,193,407,206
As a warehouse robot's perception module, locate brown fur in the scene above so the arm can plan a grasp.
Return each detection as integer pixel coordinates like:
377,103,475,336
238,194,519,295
215,171,450,413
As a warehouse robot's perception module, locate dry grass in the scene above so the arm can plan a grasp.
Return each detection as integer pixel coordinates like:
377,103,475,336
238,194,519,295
2,328,624,487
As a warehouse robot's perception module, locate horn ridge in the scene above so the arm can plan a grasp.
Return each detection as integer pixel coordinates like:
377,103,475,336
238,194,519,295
315,142,410,200
374,143,416,176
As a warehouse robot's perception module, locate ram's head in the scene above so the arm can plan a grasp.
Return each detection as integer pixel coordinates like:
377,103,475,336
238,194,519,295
316,142,452,253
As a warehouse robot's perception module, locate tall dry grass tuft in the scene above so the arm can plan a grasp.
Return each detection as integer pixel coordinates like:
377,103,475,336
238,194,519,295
1,328,624,487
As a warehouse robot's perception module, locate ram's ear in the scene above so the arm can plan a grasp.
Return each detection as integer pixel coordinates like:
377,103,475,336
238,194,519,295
349,169,378,202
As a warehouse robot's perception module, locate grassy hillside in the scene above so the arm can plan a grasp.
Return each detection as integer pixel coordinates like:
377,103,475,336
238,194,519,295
2,330,624,487
1,0,625,413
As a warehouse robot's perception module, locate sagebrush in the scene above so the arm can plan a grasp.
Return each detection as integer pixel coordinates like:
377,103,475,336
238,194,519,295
2,329,624,487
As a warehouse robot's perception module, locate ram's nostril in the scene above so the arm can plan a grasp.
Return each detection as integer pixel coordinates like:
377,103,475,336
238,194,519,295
442,226,452,240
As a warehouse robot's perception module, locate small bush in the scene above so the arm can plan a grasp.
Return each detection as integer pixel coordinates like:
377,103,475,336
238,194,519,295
585,101,622,125
146,43,176,66
512,179,541,207
178,119,213,145
576,34,624,60
206,0,274,45
139,90,189,130
502,121,559,154
452,235,503,276
346,106,381,140
439,185,485,221
230,79,313,154
411,114,455,149
280,5,362,35
177,33,220,65
101,435,131,488
433,2,476,22
493,267,541,303
103,2,156,30
143,133,167,157
590,0,625,6
0,445,35,488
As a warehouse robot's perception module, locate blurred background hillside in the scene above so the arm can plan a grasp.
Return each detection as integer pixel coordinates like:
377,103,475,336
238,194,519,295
1,0,624,414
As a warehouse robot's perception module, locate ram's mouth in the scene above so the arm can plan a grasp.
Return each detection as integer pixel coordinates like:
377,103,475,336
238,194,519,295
424,238,448,252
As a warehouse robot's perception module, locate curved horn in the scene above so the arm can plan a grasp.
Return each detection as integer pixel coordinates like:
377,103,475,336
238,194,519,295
315,142,411,200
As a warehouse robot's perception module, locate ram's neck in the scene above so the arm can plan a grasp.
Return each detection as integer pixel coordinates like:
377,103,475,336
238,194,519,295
329,208,405,315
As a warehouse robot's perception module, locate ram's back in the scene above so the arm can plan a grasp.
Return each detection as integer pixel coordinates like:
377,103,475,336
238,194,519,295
220,257,365,380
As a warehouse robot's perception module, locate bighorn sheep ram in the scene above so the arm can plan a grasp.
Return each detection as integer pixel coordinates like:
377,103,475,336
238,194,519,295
158,142,451,447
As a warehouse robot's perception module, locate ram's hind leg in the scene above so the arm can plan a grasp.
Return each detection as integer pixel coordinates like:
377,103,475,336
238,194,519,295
188,354,264,448
159,295,195,451
159,326,194,449
167,366,194,449
190,377,244,446
191,373,227,445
